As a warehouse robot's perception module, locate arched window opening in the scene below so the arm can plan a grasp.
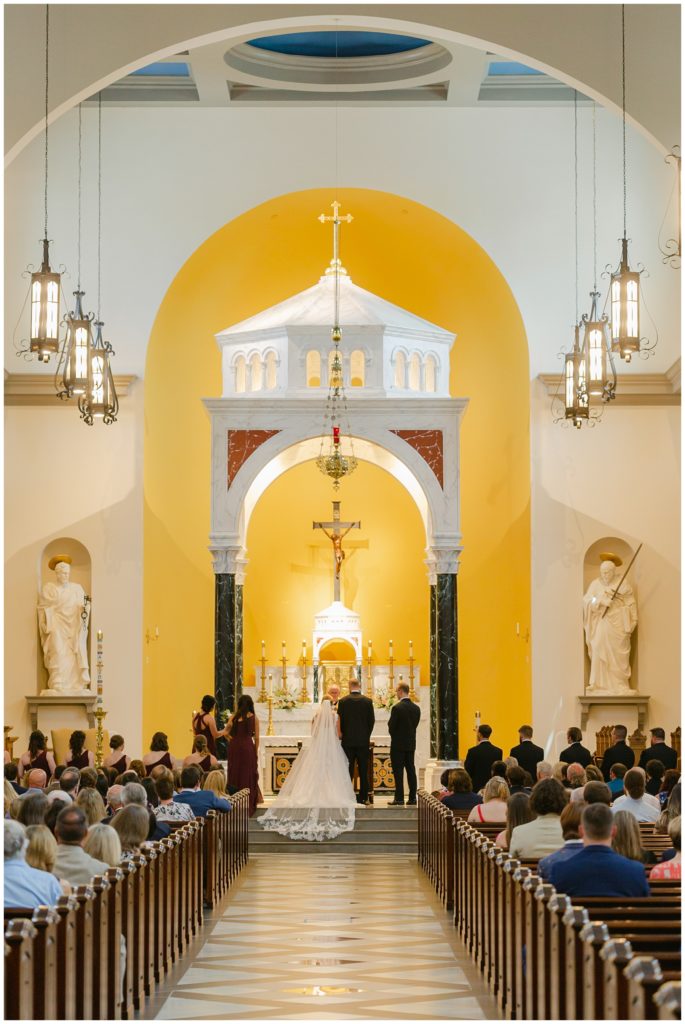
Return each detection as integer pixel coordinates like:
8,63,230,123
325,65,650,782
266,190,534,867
235,355,247,394
394,350,407,389
408,353,421,391
265,351,278,390
424,355,437,393
350,350,365,387
306,350,321,387
250,352,263,392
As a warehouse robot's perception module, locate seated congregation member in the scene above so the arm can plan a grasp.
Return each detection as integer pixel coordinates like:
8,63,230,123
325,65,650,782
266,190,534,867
4,763,27,796
536,760,553,782
4,780,18,816
638,727,678,772
559,727,593,768
202,769,230,800
52,806,109,886
608,762,628,797
84,823,122,867
59,766,81,801
16,791,48,826
25,824,71,895
129,759,147,779
613,767,661,823
66,729,94,769
490,760,508,782
600,724,635,780
17,730,56,782
120,781,169,840
549,803,649,898
655,782,681,837
105,784,123,819
79,767,98,790
174,765,231,817
467,777,508,824
111,805,150,859
184,734,219,773
586,764,603,783
495,792,533,849
154,774,195,822
612,809,656,865
76,787,107,826
4,820,63,908
509,778,567,858
104,734,130,775
464,724,503,793
538,801,584,881
142,732,178,775
658,769,680,808
506,765,531,795
95,771,110,802
552,761,569,786
645,759,666,797
509,724,545,780
432,768,451,799
583,781,612,806
567,763,588,802
650,815,681,881
23,768,48,792
192,694,228,756
440,768,482,811
44,798,69,835
141,777,160,808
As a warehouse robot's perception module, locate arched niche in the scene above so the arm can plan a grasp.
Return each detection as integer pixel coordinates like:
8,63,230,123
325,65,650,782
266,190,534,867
38,538,92,692
583,537,639,692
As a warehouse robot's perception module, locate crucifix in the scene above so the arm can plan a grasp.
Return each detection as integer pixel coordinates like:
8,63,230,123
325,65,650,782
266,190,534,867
312,500,360,603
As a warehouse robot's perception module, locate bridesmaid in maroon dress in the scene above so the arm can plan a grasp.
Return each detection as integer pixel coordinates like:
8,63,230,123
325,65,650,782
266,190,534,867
142,732,178,776
183,735,219,773
192,695,227,757
17,730,56,782
104,734,130,775
227,695,262,816
66,730,95,769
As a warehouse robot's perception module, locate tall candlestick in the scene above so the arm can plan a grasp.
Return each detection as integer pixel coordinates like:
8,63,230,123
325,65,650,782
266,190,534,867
282,640,286,655
368,640,372,659
261,639,265,656
268,673,273,697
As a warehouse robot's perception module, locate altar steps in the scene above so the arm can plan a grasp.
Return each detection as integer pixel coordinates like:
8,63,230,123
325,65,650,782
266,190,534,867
249,805,418,855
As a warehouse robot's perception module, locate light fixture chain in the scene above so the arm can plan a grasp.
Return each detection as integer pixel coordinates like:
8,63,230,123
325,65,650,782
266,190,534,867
77,102,82,290
44,4,49,239
97,92,102,320
574,90,578,323
622,3,627,237
592,101,597,292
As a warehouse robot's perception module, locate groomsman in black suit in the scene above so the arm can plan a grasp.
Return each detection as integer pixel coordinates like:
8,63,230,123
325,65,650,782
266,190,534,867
337,679,375,805
388,682,421,805
464,724,503,792
509,724,545,780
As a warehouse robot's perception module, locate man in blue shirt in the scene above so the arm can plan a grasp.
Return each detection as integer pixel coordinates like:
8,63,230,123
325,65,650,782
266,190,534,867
4,820,63,908
607,763,628,797
173,766,232,818
549,803,650,898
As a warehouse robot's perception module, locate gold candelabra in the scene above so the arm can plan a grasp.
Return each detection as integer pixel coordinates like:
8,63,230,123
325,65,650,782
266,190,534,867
94,629,106,767
257,644,268,703
266,695,275,736
94,707,108,768
408,643,417,702
298,643,309,704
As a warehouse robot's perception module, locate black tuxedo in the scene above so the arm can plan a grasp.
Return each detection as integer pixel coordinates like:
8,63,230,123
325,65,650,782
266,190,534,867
509,740,545,780
600,740,635,780
388,697,421,802
559,741,593,768
464,740,503,793
337,692,375,803
639,742,678,772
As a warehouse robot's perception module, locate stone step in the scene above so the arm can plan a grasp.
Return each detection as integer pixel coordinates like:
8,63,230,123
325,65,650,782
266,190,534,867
250,840,418,855
254,806,418,821
250,817,416,833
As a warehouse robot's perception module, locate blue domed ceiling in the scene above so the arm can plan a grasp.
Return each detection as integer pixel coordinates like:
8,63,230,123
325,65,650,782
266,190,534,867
246,31,431,59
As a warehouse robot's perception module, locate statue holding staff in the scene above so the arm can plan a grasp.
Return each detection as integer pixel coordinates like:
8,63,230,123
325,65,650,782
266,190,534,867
583,550,639,695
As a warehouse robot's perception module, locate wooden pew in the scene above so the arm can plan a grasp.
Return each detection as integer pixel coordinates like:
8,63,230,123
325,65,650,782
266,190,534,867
4,919,36,1021
53,894,78,1020
653,980,681,1020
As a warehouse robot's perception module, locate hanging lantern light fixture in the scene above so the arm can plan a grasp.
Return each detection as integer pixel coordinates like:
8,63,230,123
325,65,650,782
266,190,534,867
564,325,589,428
78,93,119,426
316,201,357,490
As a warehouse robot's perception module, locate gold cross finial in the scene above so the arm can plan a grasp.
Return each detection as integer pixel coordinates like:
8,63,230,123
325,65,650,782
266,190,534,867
318,201,353,225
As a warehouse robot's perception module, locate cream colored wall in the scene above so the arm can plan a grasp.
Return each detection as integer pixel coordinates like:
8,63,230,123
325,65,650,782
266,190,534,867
530,380,681,757
4,384,144,756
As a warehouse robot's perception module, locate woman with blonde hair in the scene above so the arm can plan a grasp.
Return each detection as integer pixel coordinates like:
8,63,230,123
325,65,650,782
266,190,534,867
612,809,656,864
552,761,568,786
203,769,228,799
76,787,107,826
585,764,603,783
183,735,219,773
467,777,509,824
25,824,71,894
4,780,18,817
111,805,150,858
84,823,123,866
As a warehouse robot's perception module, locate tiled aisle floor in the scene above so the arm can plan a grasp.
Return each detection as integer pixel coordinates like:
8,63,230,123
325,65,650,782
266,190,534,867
145,854,501,1020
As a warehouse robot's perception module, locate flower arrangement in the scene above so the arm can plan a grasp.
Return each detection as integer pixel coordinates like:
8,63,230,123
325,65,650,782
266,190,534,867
274,691,298,711
373,689,397,711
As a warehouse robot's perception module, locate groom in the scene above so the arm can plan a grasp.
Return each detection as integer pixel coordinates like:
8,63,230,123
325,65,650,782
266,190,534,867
337,677,375,805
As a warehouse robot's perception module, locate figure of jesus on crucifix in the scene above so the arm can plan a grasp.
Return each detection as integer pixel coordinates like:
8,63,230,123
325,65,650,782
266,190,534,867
313,501,360,603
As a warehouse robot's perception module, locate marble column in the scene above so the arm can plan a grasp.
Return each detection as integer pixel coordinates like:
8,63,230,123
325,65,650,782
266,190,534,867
424,547,461,791
211,547,246,758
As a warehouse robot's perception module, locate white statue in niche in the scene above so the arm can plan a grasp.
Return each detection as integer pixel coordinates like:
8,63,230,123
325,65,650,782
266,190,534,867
583,554,638,695
37,555,91,694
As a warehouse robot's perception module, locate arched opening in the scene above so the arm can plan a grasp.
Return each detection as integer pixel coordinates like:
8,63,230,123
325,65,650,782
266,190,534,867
249,352,263,392
265,350,278,390
350,349,365,387
408,352,421,391
424,354,437,393
394,350,407,389
306,349,321,387
235,354,247,393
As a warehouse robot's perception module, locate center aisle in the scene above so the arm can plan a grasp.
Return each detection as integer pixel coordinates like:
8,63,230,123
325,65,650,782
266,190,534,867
145,854,501,1020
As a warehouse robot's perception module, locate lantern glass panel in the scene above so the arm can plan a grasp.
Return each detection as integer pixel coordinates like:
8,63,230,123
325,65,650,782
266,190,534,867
587,328,605,395
627,280,639,337
31,281,42,337
46,282,59,339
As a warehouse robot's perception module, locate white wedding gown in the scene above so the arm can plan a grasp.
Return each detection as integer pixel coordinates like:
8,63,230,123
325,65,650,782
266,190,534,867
258,701,357,841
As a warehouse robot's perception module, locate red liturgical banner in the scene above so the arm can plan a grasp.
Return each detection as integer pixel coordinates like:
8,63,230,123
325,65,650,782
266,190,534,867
390,429,444,488
227,429,280,487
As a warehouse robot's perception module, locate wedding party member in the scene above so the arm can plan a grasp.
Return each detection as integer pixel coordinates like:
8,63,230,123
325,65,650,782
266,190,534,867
17,730,56,782
558,727,593,768
337,678,375,805
509,725,545,780
600,725,635,780
104,735,130,775
464,725,503,793
495,792,534,849
638,727,678,771
192,694,227,757
142,733,178,775
65,729,94,769
227,695,262,816
388,682,421,806
467,777,509,824
441,769,482,811
184,735,219,773
260,698,357,841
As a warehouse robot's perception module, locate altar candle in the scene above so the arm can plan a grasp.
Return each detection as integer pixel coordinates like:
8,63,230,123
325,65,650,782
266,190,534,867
389,640,393,656
282,640,286,657
368,640,372,659
261,640,265,658
302,639,307,657
409,640,413,657
268,673,273,697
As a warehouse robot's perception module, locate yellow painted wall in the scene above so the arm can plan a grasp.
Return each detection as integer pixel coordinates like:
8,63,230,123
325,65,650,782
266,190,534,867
144,188,530,757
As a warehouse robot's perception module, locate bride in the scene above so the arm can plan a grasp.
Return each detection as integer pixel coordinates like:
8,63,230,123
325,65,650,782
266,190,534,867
259,698,357,841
